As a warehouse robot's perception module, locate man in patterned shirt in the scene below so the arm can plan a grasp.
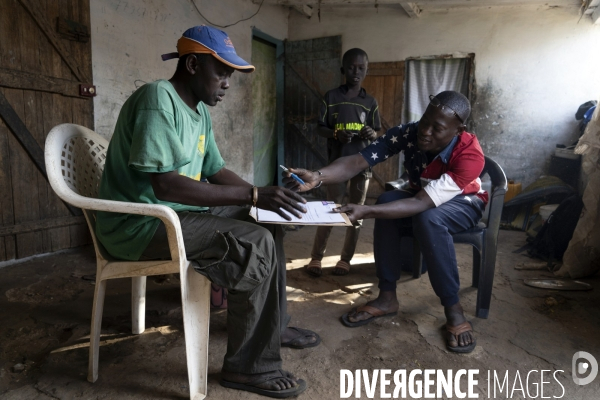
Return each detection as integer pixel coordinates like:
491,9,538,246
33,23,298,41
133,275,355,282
284,91,485,353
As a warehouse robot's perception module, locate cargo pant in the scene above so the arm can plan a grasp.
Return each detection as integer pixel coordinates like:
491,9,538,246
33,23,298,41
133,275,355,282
311,173,369,262
140,206,289,374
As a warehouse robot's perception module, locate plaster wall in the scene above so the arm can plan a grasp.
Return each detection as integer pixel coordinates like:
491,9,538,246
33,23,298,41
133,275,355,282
90,0,288,182
289,6,600,186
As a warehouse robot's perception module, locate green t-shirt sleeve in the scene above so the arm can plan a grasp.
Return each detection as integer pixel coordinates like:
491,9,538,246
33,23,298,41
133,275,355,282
128,108,191,173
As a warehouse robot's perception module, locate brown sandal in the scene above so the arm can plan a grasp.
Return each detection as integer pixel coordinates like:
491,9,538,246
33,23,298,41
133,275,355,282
333,260,351,276
446,321,477,353
305,259,322,277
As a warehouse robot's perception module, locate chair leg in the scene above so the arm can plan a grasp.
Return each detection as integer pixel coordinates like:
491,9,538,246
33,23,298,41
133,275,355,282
412,239,422,279
180,262,211,400
88,279,107,383
471,247,481,288
131,276,147,335
476,245,494,319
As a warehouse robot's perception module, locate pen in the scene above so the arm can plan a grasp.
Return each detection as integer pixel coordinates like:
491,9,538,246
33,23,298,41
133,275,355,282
279,165,305,185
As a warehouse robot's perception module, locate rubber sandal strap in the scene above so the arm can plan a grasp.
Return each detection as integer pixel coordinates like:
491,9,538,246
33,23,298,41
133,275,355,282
245,370,288,386
356,305,387,317
446,321,473,336
335,260,350,271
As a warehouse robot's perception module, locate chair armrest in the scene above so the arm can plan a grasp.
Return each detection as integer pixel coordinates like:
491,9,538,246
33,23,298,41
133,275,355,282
62,192,186,263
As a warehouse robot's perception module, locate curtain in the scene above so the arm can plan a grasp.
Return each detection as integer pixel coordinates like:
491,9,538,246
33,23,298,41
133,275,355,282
402,58,470,124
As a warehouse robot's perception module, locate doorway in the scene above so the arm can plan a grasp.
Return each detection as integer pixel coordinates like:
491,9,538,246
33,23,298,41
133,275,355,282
251,31,283,187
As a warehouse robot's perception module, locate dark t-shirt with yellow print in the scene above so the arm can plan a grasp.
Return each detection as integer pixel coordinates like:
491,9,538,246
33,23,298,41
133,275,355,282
96,79,225,261
318,84,381,163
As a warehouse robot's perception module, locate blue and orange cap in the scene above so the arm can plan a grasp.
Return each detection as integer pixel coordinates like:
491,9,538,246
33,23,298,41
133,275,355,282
162,25,254,73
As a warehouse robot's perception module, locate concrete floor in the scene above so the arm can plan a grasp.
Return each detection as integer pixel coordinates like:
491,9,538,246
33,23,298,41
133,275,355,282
1,221,599,399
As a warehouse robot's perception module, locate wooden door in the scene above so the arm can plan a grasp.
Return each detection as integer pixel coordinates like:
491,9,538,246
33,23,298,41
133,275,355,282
284,36,342,199
252,37,278,187
0,0,94,261
362,61,405,198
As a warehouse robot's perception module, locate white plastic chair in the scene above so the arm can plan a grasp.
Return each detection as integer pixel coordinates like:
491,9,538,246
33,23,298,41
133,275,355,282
44,123,211,400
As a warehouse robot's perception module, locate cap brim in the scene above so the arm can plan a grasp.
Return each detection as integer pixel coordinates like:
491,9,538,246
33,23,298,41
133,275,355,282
213,52,255,73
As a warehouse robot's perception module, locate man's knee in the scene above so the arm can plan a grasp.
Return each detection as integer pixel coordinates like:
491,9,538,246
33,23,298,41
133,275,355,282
412,207,444,228
251,225,277,256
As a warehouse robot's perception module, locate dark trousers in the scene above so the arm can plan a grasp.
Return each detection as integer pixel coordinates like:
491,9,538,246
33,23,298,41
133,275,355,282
140,206,290,374
374,190,484,307
311,173,369,262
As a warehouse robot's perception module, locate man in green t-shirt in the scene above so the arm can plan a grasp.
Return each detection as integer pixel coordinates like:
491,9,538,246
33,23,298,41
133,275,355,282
96,26,317,398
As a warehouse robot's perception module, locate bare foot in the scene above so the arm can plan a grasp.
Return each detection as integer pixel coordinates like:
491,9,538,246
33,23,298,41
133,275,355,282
347,290,399,323
221,369,299,391
445,302,475,348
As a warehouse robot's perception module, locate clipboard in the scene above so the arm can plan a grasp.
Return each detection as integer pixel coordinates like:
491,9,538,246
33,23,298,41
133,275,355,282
249,201,352,226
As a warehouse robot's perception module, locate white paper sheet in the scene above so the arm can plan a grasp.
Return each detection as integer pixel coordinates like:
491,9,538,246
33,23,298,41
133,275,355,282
250,201,350,225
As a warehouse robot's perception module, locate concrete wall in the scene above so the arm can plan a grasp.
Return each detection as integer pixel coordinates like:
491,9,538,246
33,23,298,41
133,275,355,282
288,6,600,186
90,0,288,182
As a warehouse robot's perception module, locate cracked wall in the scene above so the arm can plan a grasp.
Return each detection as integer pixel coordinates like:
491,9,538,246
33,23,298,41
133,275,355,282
289,5,600,186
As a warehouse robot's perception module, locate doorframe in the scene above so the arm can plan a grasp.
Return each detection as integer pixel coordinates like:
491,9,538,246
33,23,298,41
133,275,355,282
251,28,285,186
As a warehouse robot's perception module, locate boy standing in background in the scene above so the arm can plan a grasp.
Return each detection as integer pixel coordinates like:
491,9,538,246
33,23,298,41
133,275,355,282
306,48,381,276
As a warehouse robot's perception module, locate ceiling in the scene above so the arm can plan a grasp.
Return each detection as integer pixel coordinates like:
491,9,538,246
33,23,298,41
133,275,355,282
252,0,598,23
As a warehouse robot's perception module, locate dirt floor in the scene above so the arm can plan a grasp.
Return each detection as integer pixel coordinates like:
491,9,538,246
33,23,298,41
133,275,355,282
1,221,600,399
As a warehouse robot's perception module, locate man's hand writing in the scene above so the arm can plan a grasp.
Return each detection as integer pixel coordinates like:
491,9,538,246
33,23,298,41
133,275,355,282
257,186,307,221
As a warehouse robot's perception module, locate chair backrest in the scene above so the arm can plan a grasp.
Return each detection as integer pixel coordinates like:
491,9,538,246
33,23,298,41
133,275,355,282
45,123,108,201
45,124,112,260
481,156,508,230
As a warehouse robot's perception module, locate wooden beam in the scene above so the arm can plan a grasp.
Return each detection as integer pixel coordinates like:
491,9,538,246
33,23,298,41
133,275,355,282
0,216,86,237
0,91,47,179
592,3,600,23
289,123,328,165
0,91,81,216
584,0,600,14
367,68,406,76
0,68,87,98
292,4,313,17
17,0,91,83
400,2,421,18
288,63,324,99
255,0,578,5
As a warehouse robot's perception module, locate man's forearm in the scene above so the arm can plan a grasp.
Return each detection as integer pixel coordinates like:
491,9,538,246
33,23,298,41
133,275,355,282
342,190,435,222
207,167,252,187
150,170,252,207
318,154,370,185
362,195,433,219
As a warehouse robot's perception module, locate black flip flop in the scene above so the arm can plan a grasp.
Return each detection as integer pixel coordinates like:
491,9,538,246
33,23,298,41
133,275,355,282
445,321,477,353
281,327,321,349
220,372,307,399
341,305,397,328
